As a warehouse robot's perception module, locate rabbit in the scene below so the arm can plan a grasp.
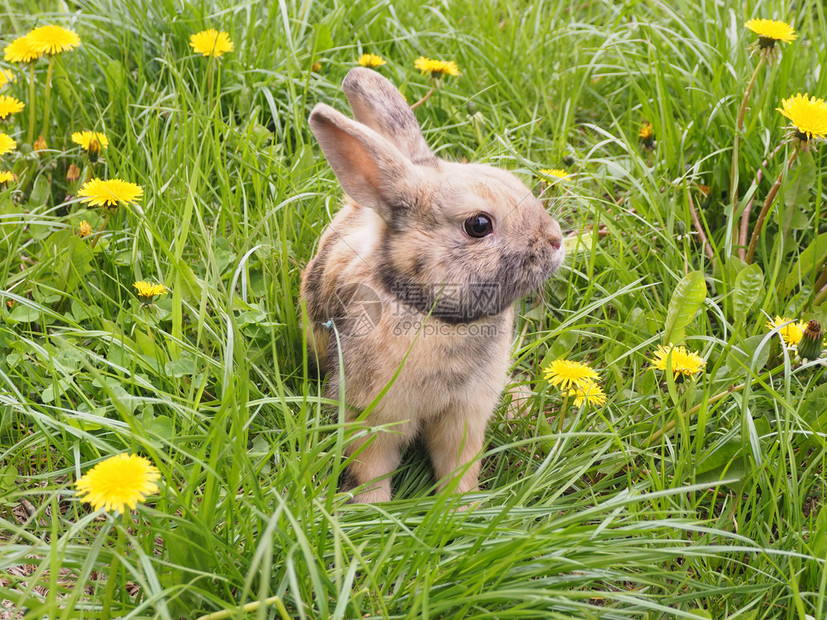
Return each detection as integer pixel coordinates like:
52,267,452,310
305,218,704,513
301,67,564,504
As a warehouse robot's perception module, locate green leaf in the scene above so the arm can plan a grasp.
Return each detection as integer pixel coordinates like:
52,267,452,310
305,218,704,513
149,415,175,441
549,330,578,361
40,231,95,293
663,271,707,345
314,22,334,52
732,263,763,324
8,304,42,324
0,464,18,506
69,405,107,431
801,384,827,430
165,354,198,378
780,151,816,233
727,335,770,373
42,378,73,403
781,232,827,295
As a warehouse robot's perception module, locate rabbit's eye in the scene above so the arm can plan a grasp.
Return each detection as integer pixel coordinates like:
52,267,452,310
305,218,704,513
462,214,493,238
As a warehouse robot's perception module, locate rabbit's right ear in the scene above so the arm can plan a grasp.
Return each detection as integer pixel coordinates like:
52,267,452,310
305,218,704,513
342,68,437,167
309,103,418,224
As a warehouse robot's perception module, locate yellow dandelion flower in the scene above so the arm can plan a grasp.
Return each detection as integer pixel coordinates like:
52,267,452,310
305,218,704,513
745,19,796,44
311,61,322,73
0,68,14,87
75,453,160,513
77,220,92,238
414,56,460,78
0,95,24,119
0,170,13,184
189,29,233,58
78,178,143,207
639,122,654,140
0,132,16,156
27,25,81,55
358,53,386,68
765,316,806,347
543,359,599,390
566,380,607,407
4,35,41,63
777,93,827,142
651,345,705,379
539,168,569,180
133,281,167,304
72,130,109,152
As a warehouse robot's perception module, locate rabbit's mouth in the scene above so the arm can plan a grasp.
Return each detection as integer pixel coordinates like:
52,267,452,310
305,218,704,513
497,243,564,294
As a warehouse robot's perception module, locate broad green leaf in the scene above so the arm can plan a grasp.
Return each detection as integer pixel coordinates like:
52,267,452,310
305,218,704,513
695,439,741,477
801,384,827,429
165,354,198,377
314,22,333,51
149,415,175,441
727,335,770,373
8,304,42,323
781,232,827,295
780,151,816,233
0,464,18,506
549,330,578,361
732,263,763,324
663,270,707,345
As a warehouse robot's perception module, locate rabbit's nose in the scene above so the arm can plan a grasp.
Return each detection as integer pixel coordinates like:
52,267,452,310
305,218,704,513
547,220,563,250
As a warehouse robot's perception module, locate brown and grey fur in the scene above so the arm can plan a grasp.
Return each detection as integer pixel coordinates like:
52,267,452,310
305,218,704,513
301,68,564,503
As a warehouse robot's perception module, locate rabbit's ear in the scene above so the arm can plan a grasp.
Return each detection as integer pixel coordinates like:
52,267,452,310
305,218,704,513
342,68,437,167
309,103,418,222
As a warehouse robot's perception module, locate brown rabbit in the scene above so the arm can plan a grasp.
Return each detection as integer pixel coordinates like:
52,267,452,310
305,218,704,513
301,67,564,503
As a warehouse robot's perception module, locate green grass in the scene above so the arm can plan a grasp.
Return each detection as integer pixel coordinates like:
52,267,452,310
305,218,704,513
1,0,826,617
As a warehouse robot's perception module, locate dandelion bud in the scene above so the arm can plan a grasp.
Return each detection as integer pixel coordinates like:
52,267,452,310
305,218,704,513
66,162,80,182
33,135,47,151
798,320,823,361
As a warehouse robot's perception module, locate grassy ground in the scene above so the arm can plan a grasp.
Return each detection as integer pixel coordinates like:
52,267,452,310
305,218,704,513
1,0,826,617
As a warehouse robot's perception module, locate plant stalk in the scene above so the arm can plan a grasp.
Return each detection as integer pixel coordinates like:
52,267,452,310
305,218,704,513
26,63,36,144
89,212,112,250
730,59,763,253
557,395,570,433
745,147,798,264
40,55,55,139
410,85,435,110
738,142,784,260
101,513,127,618
687,190,714,262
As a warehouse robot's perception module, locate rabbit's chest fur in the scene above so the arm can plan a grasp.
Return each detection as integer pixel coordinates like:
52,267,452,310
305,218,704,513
304,203,513,424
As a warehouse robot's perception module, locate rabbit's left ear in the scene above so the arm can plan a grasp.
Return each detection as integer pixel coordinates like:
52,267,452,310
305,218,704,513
343,67,437,167
309,102,419,225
